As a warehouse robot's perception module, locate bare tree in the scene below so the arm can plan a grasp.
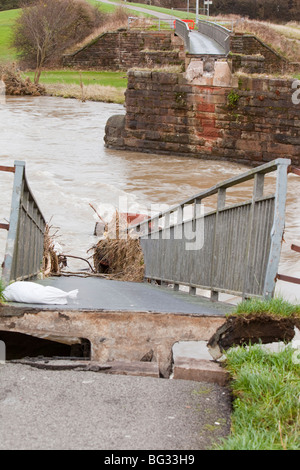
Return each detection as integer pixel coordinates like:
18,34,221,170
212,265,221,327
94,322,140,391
12,0,103,84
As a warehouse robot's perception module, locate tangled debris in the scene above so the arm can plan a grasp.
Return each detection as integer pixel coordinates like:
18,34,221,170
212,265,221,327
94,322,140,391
42,210,145,281
42,224,60,276
91,211,145,282
0,63,45,96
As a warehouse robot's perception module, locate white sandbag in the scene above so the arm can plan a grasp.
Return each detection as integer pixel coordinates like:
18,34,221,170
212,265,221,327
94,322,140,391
3,281,78,305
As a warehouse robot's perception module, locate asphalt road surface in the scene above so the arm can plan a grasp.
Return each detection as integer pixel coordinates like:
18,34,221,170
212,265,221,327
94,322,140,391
0,363,232,450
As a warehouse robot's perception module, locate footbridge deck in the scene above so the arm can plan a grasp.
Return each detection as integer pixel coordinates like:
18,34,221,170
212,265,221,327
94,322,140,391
4,275,232,315
189,30,227,56
175,19,231,56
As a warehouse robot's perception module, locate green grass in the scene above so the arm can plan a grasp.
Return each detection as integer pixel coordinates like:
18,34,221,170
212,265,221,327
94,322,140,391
23,70,128,89
0,8,20,61
217,344,300,450
231,296,300,318
0,279,5,303
0,3,124,63
88,0,119,13
115,1,201,20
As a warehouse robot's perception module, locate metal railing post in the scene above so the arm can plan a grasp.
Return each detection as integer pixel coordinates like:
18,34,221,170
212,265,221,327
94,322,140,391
2,161,25,285
1,161,46,285
263,160,290,298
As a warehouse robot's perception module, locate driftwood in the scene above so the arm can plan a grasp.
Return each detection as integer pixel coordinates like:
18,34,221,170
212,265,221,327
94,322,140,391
0,64,45,96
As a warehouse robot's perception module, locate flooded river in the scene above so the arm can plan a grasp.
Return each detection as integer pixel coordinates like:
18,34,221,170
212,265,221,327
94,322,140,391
0,96,300,302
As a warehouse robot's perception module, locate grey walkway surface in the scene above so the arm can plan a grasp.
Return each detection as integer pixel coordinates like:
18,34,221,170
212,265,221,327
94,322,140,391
15,276,233,315
189,30,226,55
0,363,232,450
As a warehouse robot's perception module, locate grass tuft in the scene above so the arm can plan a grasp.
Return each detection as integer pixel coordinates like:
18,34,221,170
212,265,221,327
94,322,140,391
0,278,6,303
232,296,300,318
216,344,300,450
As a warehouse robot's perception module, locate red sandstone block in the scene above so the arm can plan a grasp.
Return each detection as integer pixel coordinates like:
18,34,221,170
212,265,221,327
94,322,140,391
202,127,221,138
235,139,262,151
197,103,215,113
151,71,178,85
206,94,227,105
291,145,300,156
192,94,225,106
240,131,270,142
201,119,216,128
266,142,294,153
196,112,217,121
173,357,229,386
105,360,159,378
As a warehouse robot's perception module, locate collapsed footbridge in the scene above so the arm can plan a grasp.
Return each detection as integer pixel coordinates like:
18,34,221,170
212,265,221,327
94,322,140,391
0,159,291,377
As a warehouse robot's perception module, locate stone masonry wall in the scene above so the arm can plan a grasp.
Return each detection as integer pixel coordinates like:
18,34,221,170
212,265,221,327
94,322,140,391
230,35,288,72
63,31,184,70
105,70,300,167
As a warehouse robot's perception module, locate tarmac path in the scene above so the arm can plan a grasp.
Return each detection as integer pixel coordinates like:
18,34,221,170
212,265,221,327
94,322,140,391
0,363,231,450
0,277,233,451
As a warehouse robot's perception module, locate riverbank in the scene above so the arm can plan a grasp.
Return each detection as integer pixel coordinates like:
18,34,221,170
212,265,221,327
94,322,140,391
24,69,127,104
0,65,127,103
44,82,126,104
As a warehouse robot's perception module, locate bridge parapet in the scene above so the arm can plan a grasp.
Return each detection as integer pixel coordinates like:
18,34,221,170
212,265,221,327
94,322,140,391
174,19,190,53
131,159,290,301
197,19,231,55
1,161,46,285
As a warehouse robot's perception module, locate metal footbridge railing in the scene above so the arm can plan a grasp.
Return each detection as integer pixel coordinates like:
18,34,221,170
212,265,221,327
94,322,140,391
0,161,46,284
131,159,291,301
0,159,291,303
197,19,231,55
175,18,231,56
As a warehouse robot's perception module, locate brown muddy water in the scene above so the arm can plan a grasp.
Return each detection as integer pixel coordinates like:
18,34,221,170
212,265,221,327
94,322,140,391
0,96,299,303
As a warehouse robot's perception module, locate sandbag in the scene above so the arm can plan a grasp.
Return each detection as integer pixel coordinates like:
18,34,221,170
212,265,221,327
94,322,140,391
3,281,78,305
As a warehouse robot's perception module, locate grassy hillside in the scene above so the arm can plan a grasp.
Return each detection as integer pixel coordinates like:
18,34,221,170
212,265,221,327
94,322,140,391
0,2,299,69
0,8,19,61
